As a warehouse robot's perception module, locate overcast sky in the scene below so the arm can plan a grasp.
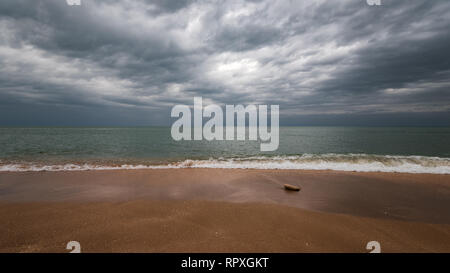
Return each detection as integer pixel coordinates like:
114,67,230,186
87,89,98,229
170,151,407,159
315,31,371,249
0,0,449,126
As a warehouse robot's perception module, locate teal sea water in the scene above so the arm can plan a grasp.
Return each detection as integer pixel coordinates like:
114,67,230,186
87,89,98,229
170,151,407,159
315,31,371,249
0,127,449,173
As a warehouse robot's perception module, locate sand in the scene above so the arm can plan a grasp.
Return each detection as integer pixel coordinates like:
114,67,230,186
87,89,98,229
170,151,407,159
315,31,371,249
0,169,449,252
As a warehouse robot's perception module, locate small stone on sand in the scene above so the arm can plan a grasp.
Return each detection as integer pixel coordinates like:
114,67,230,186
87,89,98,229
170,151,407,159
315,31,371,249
284,184,300,191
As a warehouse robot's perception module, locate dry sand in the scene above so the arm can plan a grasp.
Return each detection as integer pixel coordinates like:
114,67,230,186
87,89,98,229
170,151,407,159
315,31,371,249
0,169,449,252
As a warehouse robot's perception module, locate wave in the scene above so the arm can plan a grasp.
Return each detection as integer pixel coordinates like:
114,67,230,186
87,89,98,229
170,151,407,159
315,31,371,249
0,154,449,174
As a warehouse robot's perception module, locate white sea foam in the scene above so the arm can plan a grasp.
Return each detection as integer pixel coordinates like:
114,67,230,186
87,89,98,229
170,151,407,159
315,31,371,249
0,154,449,174
0,163,172,172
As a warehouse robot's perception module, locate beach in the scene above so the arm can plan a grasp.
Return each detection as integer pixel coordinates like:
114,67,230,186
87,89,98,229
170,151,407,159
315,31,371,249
0,169,449,253
2,0,450,260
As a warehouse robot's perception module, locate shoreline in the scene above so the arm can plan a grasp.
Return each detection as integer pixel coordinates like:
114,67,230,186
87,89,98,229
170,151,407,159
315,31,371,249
1,167,450,175
1,169,449,222
0,168,449,252
1,153,449,174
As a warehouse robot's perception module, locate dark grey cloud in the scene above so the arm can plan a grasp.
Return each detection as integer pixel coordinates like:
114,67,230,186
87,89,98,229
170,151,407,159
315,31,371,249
0,0,449,126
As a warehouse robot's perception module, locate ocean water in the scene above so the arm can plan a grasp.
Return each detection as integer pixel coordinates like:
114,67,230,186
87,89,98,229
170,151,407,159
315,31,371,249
0,127,449,173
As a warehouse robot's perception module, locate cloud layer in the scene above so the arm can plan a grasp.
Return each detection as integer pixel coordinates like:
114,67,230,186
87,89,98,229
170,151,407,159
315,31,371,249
0,0,449,126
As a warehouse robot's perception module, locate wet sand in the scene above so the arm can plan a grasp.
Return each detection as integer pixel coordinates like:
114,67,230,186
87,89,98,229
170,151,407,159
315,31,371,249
0,169,449,252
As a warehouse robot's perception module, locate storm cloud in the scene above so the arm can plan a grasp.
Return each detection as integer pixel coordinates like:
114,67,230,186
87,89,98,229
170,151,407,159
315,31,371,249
0,0,449,126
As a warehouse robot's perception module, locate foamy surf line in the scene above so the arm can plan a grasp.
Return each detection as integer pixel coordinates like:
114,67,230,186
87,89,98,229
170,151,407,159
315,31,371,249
0,154,449,174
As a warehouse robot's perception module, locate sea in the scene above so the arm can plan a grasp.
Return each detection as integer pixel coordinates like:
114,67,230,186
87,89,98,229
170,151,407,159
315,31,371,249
0,127,449,174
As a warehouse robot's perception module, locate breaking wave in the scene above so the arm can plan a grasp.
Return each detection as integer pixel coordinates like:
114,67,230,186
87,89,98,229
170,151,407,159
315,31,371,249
0,154,449,174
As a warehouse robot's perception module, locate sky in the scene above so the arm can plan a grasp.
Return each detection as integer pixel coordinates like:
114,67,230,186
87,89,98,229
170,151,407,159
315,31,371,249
0,0,449,126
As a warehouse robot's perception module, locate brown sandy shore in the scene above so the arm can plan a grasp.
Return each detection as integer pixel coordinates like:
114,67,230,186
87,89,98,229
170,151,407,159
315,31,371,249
0,169,449,252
